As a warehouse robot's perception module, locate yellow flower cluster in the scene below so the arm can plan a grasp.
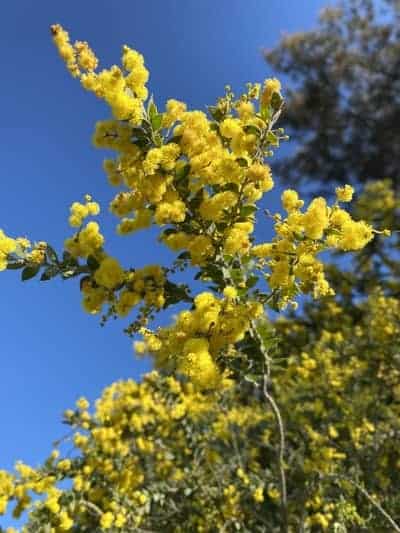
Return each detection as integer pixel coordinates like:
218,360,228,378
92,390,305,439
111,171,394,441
162,98,187,128
81,262,165,317
4,265,398,531
0,470,14,514
2,373,275,531
117,264,165,316
251,188,375,305
94,256,125,290
103,139,184,234
51,25,98,77
260,77,281,107
335,184,354,202
136,292,263,388
0,230,17,271
52,24,148,124
64,196,104,258
68,195,100,227
65,221,104,258
162,231,215,266
368,291,400,341
81,279,108,314
353,179,399,236
50,26,377,320
26,241,48,265
51,28,283,267
273,285,400,529
0,230,48,270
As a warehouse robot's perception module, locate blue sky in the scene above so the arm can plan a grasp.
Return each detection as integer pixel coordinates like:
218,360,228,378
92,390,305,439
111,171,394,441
0,0,328,523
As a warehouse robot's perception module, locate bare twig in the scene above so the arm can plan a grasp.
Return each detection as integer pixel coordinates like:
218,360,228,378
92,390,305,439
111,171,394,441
249,318,288,532
220,255,288,532
262,363,288,533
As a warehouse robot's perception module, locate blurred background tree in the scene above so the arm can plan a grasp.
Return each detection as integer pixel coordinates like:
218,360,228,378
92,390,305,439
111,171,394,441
265,0,400,193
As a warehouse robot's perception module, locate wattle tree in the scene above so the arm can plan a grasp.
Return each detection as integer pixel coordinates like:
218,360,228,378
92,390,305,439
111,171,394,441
0,24,398,533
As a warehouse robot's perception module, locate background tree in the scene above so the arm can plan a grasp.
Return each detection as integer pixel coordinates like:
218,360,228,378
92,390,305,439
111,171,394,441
265,0,400,193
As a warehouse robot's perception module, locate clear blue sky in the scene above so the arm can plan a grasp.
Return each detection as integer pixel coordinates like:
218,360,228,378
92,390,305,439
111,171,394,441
0,0,328,523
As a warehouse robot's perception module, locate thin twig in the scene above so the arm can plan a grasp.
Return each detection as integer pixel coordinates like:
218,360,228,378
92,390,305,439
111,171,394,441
249,318,288,532
262,366,288,533
220,255,288,532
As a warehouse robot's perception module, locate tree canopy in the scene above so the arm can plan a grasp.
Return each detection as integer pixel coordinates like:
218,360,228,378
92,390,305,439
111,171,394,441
265,0,400,193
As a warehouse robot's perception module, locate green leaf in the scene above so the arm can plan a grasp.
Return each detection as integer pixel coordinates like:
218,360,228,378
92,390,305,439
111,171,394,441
271,92,283,111
131,127,148,140
244,373,260,386
153,132,163,147
167,135,182,144
240,205,257,217
151,113,163,131
268,291,282,312
223,183,240,193
162,228,178,237
243,124,261,136
87,255,100,271
188,191,203,211
236,157,248,167
246,275,259,289
148,97,158,120
202,264,224,285
133,138,150,149
240,254,252,265
266,131,279,146
141,119,153,136
46,244,59,264
229,268,243,283
260,106,271,121
6,260,25,270
237,287,248,298
177,251,191,261
255,321,278,351
21,264,40,281
175,163,190,182
62,251,78,267
215,222,228,232
208,105,225,122
80,275,91,291
40,266,59,281
163,281,192,308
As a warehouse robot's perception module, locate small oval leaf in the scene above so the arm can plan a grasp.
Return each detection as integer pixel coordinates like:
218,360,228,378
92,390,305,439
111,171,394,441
21,264,41,281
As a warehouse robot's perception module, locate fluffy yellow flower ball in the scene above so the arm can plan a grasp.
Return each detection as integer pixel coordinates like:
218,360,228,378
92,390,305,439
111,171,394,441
94,257,125,289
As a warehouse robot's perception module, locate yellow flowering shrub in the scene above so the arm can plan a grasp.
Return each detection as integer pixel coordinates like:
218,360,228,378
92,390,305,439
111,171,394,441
1,25,399,533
